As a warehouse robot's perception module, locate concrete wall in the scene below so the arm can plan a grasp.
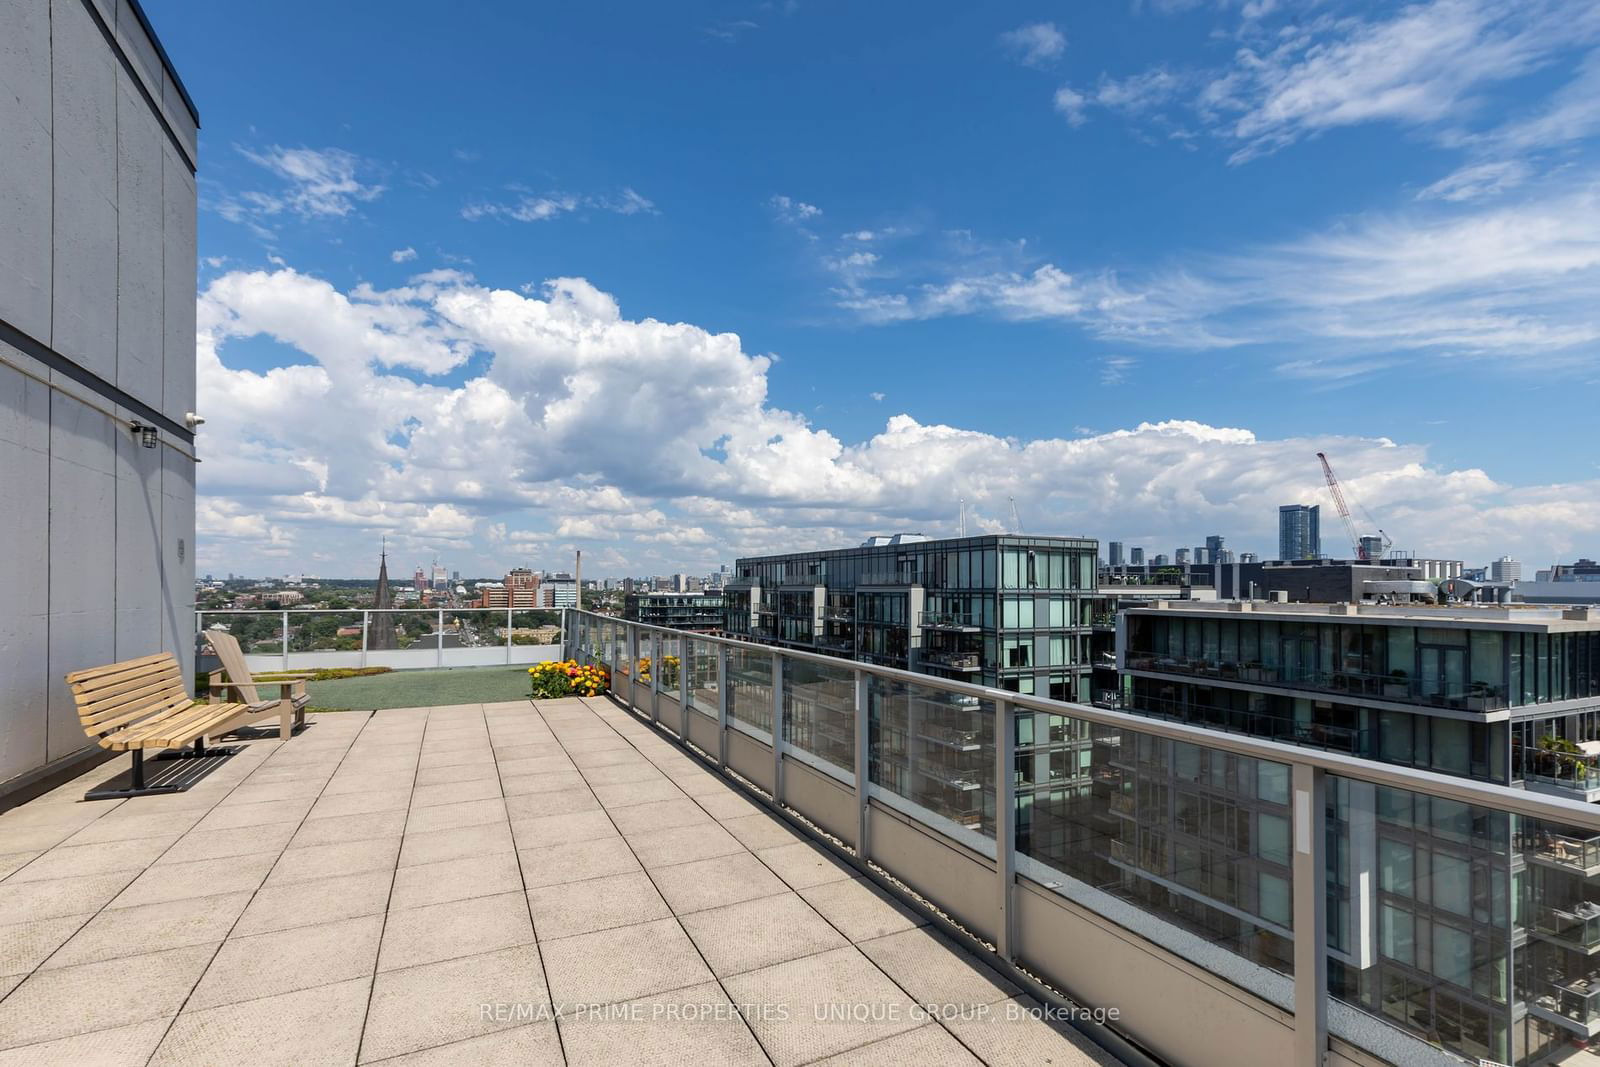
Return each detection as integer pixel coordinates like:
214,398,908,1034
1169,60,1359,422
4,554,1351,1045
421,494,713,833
0,0,198,793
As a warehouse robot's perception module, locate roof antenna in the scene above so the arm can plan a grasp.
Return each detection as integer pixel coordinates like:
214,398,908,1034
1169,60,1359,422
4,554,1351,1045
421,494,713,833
958,497,966,537
1008,496,1024,534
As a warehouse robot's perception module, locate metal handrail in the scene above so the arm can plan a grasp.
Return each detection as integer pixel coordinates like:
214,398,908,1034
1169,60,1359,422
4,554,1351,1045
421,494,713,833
567,607,1600,830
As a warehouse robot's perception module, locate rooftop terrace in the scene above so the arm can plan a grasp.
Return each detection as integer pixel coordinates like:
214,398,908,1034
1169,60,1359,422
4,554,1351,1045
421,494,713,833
0,697,1116,1067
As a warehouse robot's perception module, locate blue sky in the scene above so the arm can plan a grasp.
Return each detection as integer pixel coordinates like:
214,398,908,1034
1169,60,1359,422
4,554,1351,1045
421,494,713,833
147,0,1600,577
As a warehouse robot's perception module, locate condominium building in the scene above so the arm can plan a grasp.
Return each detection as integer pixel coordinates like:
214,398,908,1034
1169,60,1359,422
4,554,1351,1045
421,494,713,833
540,572,577,609
623,591,724,632
0,0,199,797
725,535,1099,831
1100,599,1600,1064
1279,504,1321,560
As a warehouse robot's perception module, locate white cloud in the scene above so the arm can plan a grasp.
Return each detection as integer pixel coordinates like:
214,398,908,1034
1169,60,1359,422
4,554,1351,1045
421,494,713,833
834,180,1600,361
1099,356,1137,385
1416,160,1534,202
195,263,1600,575
235,145,385,218
1000,22,1066,68
870,391,885,402
1053,87,1089,126
462,189,655,223
770,195,822,224
1057,1,1600,164
391,247,419,263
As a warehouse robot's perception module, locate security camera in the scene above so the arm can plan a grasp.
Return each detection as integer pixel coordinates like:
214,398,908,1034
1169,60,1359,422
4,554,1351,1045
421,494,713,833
185,412,206,429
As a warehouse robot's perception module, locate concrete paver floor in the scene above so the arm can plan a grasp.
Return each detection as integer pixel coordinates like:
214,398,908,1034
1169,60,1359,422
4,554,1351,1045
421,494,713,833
0,697,1122,1066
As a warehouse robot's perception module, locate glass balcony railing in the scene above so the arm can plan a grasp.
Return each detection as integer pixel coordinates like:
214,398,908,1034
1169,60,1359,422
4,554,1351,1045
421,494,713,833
921,649,983,671
1527,830,1600,873
1522,747,1600,795
1123,652,1512,710
919,611,982,630
1535,905,1600,949
196,607,564,674
570,607,1600,1067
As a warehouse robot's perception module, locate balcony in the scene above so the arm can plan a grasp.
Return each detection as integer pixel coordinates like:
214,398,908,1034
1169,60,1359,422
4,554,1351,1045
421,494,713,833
0,690,1111,1066
922,650,982,672
1529,831,1600,876
1121,653,1512,711
1535,904,1600,951
919,611,982,632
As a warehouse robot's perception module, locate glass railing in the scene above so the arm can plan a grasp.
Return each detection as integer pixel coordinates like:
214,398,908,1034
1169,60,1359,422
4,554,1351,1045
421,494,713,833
919,611,982,629
1522,747,1600,794
1123,652,1512,710
196,607,565,673
922,649,983,671
571,608,1600,1067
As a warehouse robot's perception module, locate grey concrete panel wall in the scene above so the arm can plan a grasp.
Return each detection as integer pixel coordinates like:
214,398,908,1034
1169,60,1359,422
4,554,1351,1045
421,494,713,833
115,421,164,661
0,0,54,343
0,0,198,793
50,0,120,380
46,392,119,761
0,354,52,783
116,70,164,405
161,140,196,423
162,444,195,684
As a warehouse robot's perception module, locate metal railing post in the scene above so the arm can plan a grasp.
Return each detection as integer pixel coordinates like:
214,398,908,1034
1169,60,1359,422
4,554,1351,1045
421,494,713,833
771,650,784,804
650,629,661,725
680,637,691,740
625,625,638,711
716,644,729,768
995,699,1016,960
854,669,870,857
436,608,445,668
281,611,290,671
361,611,369,667
1293,762,1329,1066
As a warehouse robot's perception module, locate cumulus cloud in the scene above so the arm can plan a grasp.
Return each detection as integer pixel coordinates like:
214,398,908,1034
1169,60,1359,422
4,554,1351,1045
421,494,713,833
391,247,418,263
195,264,1600,575
1000,22,1066,68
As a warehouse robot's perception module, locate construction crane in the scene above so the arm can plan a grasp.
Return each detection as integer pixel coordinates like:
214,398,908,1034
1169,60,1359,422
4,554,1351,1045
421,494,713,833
1316,451,1391,561
1008,496,1025,535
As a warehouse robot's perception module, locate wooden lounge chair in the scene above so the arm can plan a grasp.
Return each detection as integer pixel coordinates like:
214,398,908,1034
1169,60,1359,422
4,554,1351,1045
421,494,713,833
203,629,310,740
68,652,252,799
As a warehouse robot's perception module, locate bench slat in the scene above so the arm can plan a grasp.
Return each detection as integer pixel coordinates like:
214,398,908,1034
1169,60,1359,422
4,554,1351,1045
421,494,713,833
78,677,187,723
104,702,248,751
65,652,172,685
70,668,180,703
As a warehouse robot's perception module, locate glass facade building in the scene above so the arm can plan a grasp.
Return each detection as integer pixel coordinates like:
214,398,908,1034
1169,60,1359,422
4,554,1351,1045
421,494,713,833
622,592,724,632
1112,601,1600,1064
726,535,1099,829
1279,504,1322,561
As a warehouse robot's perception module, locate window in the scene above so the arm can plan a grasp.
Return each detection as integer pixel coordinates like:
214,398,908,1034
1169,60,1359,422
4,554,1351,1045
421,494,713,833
1432,852,1471,916
1004,640,1031,668
1258,813,1290,865
1432,923,1473,988
1259,872,1290,926
1382,904,1415,965
1379,839,1414,894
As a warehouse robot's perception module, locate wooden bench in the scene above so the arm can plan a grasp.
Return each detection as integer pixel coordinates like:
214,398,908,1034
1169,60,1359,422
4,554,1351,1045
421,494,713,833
67,652,254,800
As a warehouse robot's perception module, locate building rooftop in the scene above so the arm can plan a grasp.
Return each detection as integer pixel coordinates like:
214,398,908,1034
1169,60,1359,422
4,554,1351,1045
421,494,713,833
0,698,1116,1066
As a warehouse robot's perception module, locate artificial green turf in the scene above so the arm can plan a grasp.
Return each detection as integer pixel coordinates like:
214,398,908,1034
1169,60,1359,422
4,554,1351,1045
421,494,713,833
303,665,534,709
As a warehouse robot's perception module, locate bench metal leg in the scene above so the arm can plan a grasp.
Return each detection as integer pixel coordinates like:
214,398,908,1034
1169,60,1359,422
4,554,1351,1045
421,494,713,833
152,739,236,760
84,750,186,801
